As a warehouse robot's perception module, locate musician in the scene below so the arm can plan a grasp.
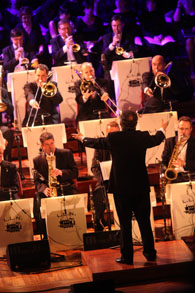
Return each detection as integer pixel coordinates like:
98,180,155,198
102,15,140,71
22,64,63,127
139,55,194,114
50,19,86,67
0,69,14,161
162,116,195,181
33,131,78,238
0,145,19,201
2,27,38,75
72,109,168,264
74,62,111,128
91,120,120,232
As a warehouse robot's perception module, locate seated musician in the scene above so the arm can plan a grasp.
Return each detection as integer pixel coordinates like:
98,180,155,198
22,64,63,127
0,145,19,201
139,55,194,114
74,62,111,128
161,116,195,182
91,120,120,231
33,131,78,238
0,74,14,161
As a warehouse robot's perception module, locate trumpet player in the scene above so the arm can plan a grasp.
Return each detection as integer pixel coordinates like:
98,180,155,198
22,64,63,127
162,116,195,181
50,19,86,66
102,15,138,72
139,55,194,114
2,28,38,75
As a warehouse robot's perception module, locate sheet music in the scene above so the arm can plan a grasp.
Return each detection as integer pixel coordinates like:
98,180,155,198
100,160,112,181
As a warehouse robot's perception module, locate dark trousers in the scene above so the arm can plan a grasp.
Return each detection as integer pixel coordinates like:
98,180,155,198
114,192,155,261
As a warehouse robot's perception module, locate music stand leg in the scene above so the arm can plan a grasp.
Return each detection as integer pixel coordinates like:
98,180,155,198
15,131,25,180
161,191,170,241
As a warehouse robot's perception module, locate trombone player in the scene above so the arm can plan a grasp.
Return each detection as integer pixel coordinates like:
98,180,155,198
139,55,194,114
50,19,86,67
22,64,63,127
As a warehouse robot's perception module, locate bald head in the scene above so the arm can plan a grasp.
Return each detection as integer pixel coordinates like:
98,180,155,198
152,55,166,75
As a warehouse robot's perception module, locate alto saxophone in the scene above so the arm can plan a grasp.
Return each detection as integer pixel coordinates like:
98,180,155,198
46,152,59,197
164,136,184,181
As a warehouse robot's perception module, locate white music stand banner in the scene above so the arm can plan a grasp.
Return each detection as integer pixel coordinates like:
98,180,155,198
52,64,81,123
0,199,33,257
79,117,120,175
79,112,177,174
43,194,87,252
166,181,195,240
111,57,152,112
137,111,177,165
7,70,35,129
21,123,66,178
108,191,156,244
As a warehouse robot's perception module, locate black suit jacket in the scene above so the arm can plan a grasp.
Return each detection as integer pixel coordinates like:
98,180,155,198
74,78,110,125
0,88,14,124
0,160,19,201
102,31,140,70
2,44,37,73
33,148,78,194
22,81,63,127
162,135,195,172
50,35,86,66
83,129,165,196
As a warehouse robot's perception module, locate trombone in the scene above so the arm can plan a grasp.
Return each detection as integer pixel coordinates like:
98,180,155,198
74,69,120,117
26,72,57,127
89,76,120,117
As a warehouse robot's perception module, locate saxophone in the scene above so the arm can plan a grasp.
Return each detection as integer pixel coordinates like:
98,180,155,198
164,136,184,181
46,152,59,197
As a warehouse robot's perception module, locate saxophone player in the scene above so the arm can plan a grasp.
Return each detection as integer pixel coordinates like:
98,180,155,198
33,131,78,238
162,116,195,181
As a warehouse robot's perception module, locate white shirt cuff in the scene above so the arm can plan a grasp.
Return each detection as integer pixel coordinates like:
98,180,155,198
63,44,68,53
29,99,34,106
159,127,166,135
144,87,149,94
82,95,88,103
109,43,115,51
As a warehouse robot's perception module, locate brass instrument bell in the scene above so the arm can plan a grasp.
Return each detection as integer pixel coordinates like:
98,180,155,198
41,82,57,97
155,72,171,88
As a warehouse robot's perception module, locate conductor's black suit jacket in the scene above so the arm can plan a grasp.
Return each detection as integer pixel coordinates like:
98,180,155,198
83,129,165,197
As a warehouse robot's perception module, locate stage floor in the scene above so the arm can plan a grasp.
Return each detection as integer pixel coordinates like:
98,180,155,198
0,239,194,293
81,240,195,285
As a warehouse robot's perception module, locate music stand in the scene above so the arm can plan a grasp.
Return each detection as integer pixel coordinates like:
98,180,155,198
99,160,112,231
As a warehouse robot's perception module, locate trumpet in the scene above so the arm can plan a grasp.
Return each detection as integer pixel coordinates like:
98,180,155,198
66,33,80,52
115,33,124,55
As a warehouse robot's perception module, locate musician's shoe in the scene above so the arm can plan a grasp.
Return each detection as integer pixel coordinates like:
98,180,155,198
115,257,133,265
143,250,157,261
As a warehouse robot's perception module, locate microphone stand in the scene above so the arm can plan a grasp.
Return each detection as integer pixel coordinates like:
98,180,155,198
14,120,25,180
159,162,170,241
99,163,112,231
